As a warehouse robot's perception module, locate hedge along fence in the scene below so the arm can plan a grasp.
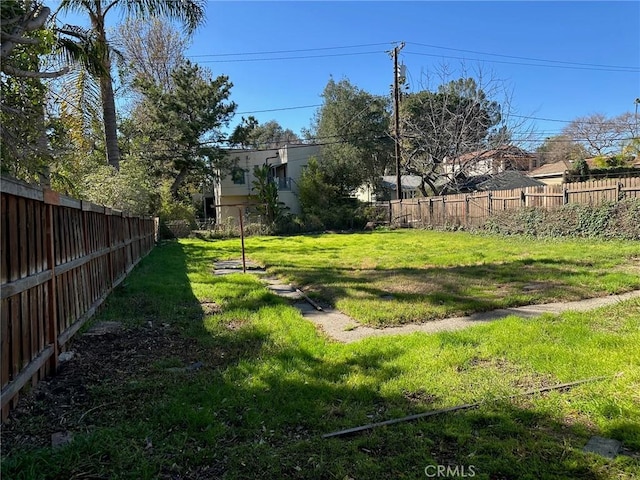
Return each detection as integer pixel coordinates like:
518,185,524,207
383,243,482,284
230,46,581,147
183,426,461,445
0,176,158,420
390,177,640,229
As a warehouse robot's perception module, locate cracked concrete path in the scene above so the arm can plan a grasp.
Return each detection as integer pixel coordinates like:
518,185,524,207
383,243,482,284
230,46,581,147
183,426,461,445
213,260,640,343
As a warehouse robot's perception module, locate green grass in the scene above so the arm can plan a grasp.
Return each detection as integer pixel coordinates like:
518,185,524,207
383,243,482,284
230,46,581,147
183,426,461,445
205,230,640,326
2,233,640,479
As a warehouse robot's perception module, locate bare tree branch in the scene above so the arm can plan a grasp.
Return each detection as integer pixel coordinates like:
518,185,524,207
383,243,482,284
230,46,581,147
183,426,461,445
2,63,69,78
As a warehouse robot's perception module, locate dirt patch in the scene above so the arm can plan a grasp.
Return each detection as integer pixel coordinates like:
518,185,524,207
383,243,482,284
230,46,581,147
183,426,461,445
402,389,439,405
0,322,211,457
201,301,222,315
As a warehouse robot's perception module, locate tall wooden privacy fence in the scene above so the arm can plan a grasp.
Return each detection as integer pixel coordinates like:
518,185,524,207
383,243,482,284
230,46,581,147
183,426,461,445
390,178,640,228
1,176,158,419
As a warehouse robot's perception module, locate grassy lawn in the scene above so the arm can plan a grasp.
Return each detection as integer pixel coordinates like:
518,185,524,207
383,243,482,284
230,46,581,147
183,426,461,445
221,230,640,326
2,232,639,479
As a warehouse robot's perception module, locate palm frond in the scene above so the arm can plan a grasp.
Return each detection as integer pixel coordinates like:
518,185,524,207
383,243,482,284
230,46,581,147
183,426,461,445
122,0,206,33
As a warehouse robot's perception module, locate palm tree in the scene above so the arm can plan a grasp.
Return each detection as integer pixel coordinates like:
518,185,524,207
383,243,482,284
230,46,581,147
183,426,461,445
58,0,206,170
1,1,107,181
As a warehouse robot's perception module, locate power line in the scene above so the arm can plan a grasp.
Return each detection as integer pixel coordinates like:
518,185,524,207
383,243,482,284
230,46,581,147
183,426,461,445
404,50,639,73
188,42,398,58
193,50,386,64
187,40,638,72
406,41,638,71
236,104,321,115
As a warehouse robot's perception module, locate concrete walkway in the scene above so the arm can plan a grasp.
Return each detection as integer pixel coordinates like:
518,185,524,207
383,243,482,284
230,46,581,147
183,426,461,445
213,260,640,344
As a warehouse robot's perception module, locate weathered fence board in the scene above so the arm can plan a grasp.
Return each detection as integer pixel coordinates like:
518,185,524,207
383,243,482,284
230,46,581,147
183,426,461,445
1,176,158,420
390,177,640,229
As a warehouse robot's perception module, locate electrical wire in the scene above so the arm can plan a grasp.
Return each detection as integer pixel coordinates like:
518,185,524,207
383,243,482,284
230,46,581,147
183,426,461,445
188,42,399,58
405,41,638,71
404,50,639,73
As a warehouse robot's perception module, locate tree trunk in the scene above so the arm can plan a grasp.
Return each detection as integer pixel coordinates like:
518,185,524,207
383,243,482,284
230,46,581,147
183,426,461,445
170,168,190,200
93,8,120,171
100,70,120,170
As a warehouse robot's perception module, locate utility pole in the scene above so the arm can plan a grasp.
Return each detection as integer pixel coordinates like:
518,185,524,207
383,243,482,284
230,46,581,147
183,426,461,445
392,42,405,201
635,98,639,138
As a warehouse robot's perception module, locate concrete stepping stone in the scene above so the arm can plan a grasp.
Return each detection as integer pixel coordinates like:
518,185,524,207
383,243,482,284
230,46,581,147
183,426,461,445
583,436,621,459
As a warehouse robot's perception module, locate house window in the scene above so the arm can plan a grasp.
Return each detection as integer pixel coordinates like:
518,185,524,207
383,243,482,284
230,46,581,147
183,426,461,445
231,168,245,185
403,190,416,199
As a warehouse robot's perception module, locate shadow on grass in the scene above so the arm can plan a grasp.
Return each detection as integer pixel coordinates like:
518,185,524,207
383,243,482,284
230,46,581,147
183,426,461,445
269,256,630,321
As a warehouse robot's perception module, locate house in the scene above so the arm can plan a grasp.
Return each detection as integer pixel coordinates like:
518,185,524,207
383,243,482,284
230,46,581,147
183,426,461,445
527,160,570,185
442,145,537,177
211,144,320,224
438,145,537,193
355,175,423,202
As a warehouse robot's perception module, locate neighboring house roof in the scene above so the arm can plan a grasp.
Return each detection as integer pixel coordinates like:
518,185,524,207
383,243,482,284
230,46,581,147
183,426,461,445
528,160,569,178
528,156,640,180
381,175,422,191
438,171,545,193
475,170,546,191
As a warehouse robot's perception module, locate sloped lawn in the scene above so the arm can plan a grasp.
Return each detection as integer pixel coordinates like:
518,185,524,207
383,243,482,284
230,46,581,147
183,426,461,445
2,233,639,479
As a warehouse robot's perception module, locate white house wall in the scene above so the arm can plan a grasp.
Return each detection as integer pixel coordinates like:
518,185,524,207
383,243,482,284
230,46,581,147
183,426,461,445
214,145,320,224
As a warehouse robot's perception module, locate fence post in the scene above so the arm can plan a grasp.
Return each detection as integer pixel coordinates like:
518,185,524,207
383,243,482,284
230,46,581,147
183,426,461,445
442,196,446,226
617,182,623,201
465,195,470,228
520,190,526,207
563,185,569,205
487,192,492,216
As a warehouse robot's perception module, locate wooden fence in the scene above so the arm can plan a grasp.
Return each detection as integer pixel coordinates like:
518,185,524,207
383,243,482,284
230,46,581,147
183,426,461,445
1,176,158,420
390,177,640,228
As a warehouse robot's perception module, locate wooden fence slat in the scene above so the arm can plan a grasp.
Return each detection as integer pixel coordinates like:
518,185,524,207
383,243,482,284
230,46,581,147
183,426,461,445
1,299,9,390
1,197,7,285
10,296,20,380
8,196,19,282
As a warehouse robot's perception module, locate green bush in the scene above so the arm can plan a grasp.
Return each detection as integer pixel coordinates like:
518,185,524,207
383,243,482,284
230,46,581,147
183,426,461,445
481,198,640,240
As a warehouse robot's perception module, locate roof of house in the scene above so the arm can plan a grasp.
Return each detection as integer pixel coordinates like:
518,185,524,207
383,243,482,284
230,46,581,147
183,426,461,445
529,156,640,178
381,175,422,190
528,160,569,177
475,170,546,191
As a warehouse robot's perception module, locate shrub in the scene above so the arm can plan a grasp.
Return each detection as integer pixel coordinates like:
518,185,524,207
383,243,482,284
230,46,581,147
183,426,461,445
481,198,640,240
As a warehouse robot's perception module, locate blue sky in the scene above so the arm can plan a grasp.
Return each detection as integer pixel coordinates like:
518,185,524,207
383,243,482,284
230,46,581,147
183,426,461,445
55,1,640,149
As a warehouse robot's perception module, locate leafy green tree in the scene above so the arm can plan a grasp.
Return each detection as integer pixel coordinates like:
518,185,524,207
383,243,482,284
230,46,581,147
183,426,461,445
298,157,339,217
307,77,393,196
568,158,590,181
58,0,206,170
400,77,503,195
134,60,236,200
536,135,588,167
230,117,300,148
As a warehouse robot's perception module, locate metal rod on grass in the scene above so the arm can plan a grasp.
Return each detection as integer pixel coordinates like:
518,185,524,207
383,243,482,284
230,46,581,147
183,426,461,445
238,207,246,273
322,374,615,439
